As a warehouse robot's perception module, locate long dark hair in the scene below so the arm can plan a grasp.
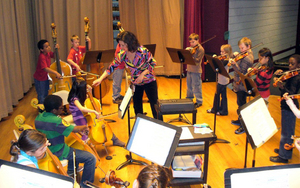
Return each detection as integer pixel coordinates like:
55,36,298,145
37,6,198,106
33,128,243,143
67,79,87,105
10,129,46,162
118,31,140,52
258,48,274,69
137,165,172,188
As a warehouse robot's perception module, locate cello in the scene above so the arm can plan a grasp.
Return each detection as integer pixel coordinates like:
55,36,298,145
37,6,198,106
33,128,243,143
49,23,73,93
79,17,110,100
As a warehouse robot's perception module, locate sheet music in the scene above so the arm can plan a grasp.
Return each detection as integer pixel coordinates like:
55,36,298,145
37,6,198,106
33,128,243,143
127,118,177,166
118,87,133,119
240,97,278,148
0,164,73,188
180,127,194,139
231,168,300,188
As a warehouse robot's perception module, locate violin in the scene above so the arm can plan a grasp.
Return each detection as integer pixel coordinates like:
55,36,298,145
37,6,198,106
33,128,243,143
236,64,268,85
284,135,300,150
273,68,300,87
227,52,249,67
278,94,300,102
204,54,227,65
49,23,72,93
190,44,200,55
99,170,130,188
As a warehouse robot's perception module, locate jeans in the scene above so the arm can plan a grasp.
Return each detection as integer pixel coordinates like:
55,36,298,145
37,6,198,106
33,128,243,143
236,91,247,115
212,83,228,115
186,72,203,104
66,148,97,188
34,78,49,104
133,81,158,119
278,109,296,160
112,68,124,100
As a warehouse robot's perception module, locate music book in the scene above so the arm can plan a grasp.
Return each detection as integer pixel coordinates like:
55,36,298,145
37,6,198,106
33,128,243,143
118,86,134,119
238,96,278,149
224,164,300,188
126,114,182,167
0,159,73,188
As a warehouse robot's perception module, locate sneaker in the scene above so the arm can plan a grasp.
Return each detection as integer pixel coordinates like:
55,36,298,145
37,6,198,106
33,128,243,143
270,156,288,163
67,166,84,177
234,127,245,134
113,95,124,104
194,103,202,108
231,119,241,126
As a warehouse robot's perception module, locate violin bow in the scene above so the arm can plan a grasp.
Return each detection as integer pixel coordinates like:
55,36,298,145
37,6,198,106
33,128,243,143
200,35,216,45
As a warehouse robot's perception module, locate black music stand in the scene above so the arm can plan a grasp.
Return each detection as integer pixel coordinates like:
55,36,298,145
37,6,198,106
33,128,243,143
83,49,116,122
144,44,156,57
166,47,195,124
236,71,260,168
205,55,230,145
116,86,147,170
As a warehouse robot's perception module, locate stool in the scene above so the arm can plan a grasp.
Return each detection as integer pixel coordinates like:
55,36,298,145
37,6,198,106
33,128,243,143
154,104,197,125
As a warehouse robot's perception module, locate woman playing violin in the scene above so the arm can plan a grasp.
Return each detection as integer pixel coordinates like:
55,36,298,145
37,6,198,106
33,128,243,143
10,129,49,169
230,37,254,134
250,48,274,103
270,54,300,163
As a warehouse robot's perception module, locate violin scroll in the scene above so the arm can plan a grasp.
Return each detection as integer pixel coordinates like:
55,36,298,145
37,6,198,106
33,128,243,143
100,170,130,188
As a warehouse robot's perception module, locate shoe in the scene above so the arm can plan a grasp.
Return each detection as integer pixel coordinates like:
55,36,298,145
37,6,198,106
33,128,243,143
113,95,124,104
231,119,241,126
274,148,279,154
67,166,84,177
234,127,245,134
206,109,215,114
194,103,202,108
112,138,126,147
270,156,288,163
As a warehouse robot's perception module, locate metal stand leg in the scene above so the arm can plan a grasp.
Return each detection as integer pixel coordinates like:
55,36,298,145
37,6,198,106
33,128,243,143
116,106,147,170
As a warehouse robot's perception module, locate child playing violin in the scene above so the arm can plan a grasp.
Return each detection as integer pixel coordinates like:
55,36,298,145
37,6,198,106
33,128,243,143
270,54,300,163
10,129,49,169
250,48,274,103
68,78,125,147
186,33,205,108
230,37,254,134
282,92,300,118
207,44,233,115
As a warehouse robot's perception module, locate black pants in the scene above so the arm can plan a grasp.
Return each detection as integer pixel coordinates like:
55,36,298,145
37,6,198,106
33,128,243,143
236,90,247,115
133,81,158,119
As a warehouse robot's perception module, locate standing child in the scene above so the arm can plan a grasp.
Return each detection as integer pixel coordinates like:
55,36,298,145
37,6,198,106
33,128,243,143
10,129,49,169
270,54,300,163
33,40,62,104
207,44,233,115
251,48,274,103
282,92,300,118
186,33,205,108
67,35,91,81
68,78,125,147
230,37,254,134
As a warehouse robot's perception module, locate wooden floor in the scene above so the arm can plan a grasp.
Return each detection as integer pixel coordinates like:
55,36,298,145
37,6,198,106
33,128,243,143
1,76,300,188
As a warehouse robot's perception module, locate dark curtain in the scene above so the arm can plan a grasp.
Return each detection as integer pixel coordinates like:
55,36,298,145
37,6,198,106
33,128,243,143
183,0,204,78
